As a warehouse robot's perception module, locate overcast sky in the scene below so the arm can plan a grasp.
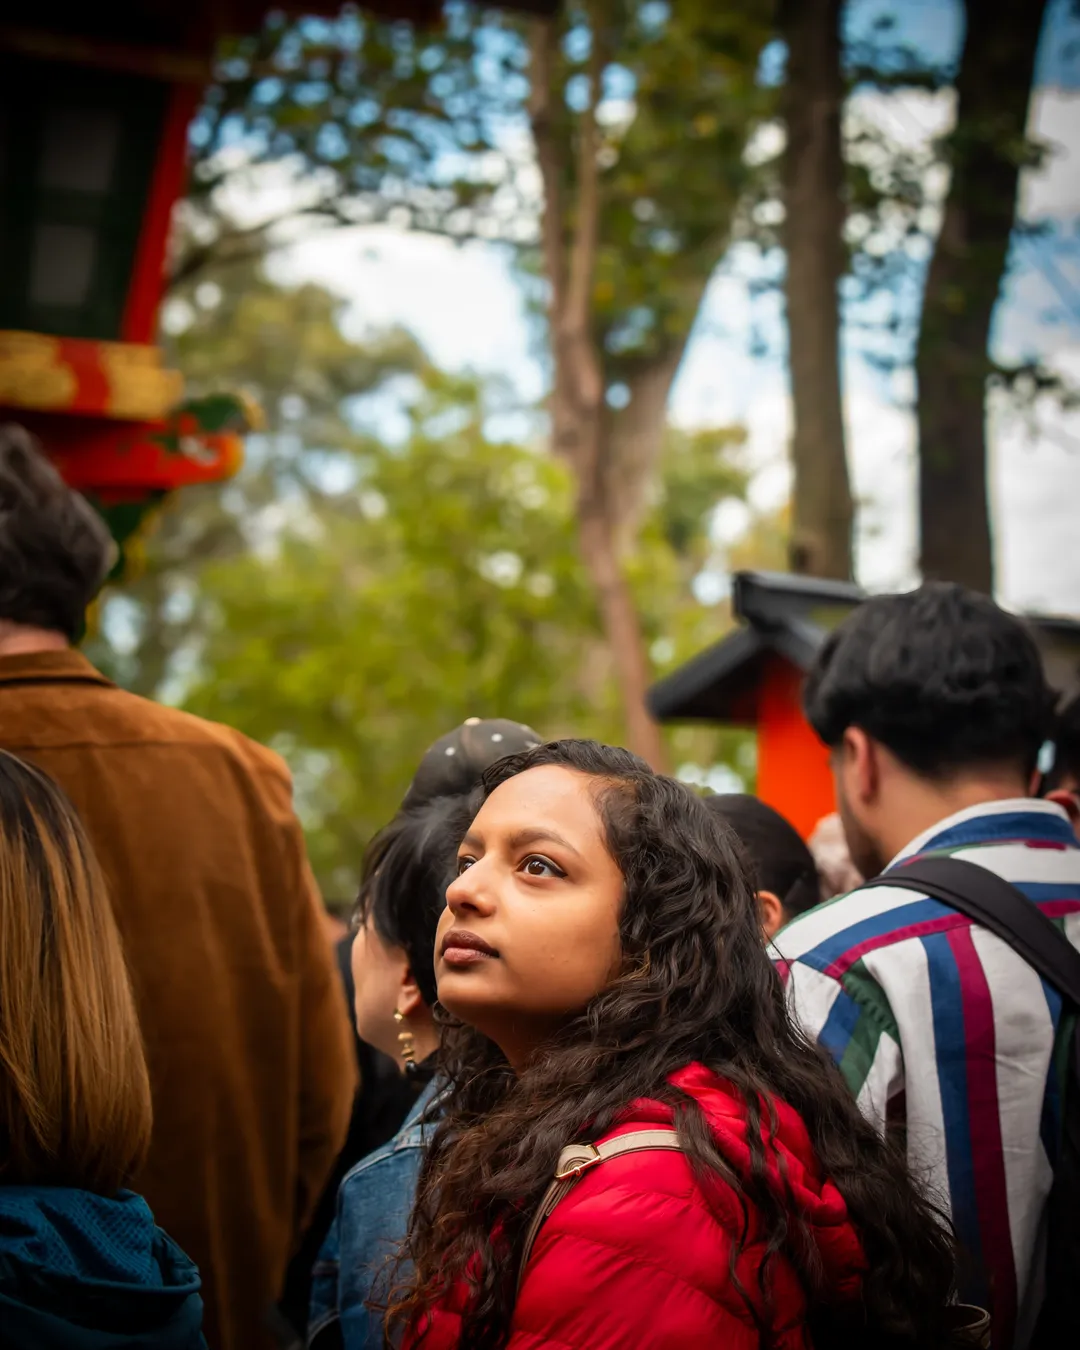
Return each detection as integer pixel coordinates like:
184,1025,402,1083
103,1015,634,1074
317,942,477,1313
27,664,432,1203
263,0,1080,617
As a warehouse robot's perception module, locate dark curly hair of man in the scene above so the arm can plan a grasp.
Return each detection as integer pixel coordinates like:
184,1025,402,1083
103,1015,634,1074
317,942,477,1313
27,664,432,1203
804,582,1054,781
0,425,115,641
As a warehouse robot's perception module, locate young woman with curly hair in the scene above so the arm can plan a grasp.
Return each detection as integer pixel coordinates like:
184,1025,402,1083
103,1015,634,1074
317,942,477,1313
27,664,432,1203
389,739,960,1350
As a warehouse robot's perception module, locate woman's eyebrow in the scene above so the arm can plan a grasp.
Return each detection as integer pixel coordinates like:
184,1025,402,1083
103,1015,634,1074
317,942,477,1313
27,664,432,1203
504,826,582,859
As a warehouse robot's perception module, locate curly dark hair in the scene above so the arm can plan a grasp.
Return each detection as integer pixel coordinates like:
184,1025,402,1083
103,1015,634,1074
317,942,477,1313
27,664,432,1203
389,740,955,1348
804,582,1053,781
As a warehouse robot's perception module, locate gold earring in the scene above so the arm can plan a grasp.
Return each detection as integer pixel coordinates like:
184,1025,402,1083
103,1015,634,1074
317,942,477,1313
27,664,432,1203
393,1008,417,1071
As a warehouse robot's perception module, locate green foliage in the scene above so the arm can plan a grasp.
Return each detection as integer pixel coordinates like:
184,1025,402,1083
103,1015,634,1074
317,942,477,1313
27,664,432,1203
655,425,748,560
87,255,749,899
195,1,775,376
579,0,776,371
179,382,605,895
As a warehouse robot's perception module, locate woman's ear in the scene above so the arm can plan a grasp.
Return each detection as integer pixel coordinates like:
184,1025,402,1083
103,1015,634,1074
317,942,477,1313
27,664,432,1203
758,890,785,941
396,966,426,1019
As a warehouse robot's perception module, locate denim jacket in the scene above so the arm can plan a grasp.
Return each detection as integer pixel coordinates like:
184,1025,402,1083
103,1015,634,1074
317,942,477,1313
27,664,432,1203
308,1078,443,1350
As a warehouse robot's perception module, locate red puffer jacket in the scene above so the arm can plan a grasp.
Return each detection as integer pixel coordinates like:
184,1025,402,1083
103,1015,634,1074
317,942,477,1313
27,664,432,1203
406,1062,867,1349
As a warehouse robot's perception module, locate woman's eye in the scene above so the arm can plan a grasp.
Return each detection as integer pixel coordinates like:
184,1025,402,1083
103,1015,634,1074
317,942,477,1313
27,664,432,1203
521,855,564,879
456,856,476,875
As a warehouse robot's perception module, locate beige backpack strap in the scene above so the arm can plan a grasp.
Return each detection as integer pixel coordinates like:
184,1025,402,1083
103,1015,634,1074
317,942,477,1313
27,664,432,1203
516,1128,683,1297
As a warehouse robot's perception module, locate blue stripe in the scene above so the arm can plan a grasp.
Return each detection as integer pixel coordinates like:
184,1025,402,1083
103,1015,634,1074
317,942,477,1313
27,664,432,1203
911,812,1079,855
801,883,1079,977
798,895,956,974
922,930,986,1305
1040,981,1064,1165
818,986,862,1067
1019,882,1080,905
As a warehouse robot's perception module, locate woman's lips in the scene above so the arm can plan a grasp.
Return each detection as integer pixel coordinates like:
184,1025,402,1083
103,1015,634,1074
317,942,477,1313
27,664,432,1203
441,929,499,966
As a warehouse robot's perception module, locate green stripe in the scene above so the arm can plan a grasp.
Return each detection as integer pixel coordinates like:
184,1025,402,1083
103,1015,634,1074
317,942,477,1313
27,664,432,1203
838,959,902,1098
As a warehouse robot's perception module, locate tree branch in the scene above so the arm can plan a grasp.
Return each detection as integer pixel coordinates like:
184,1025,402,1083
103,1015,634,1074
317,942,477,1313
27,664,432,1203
564,9,604,338
527,16,567,317
168,192,509,292
169,200,355,287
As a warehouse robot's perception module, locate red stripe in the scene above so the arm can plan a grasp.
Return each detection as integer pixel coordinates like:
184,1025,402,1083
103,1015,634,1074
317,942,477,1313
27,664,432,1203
824,898,1080,982
1036,899,1080,917
947,925,1017,1344
824,913,970,980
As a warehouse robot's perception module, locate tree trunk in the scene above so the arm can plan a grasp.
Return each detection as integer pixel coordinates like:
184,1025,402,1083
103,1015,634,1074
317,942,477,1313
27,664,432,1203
779,0,853,580
578,506,669,770
529,12,670,770
915,0,1047,593
606,340,691,550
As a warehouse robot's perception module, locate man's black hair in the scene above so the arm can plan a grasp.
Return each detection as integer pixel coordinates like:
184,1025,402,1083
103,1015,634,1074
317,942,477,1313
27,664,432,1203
354,794,473,1007
804,581,1053,780
1045,692,1080,792
703,794,821,919
0,425,115,641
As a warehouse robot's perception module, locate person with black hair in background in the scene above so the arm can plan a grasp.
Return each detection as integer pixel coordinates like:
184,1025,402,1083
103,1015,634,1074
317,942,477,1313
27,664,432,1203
777,583,1080,1350
703,794,822,938
308,720,541,1350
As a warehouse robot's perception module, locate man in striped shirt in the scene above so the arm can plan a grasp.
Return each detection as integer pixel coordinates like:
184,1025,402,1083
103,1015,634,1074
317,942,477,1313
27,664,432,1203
774,583,1080,1350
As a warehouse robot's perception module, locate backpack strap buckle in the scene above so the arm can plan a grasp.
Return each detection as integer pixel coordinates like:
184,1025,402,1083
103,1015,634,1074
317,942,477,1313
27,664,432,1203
554,1143,601,1180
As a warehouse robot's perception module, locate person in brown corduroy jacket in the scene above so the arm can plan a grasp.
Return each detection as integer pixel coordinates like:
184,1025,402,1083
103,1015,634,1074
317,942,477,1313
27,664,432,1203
0,426,357,1350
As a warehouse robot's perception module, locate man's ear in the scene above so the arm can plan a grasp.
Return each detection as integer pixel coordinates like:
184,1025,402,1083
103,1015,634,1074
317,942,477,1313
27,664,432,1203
758,890,785,941
396,965,426,1019
843,726,878,805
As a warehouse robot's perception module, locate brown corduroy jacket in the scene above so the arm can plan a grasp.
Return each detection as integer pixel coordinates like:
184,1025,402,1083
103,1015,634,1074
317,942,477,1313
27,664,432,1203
0,649,357,1350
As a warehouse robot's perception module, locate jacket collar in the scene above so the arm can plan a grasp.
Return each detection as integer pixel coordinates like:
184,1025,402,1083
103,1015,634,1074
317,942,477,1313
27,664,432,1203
402,1075,445,1131
0,648,114,690
886,796,1077,869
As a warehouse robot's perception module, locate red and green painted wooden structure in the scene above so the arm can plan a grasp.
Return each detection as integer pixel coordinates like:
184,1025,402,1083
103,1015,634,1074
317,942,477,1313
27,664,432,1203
648,571,1080,839
0,2,491,561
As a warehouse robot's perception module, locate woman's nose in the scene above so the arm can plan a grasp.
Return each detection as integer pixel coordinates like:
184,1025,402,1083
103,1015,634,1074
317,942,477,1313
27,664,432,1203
446,862,496,916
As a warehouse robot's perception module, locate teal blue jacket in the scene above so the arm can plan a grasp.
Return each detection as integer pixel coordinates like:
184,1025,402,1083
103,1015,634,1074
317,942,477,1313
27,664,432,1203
0,1187,206,1349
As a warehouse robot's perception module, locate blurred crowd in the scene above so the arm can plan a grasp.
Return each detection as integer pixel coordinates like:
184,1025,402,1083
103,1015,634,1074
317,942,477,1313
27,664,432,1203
0,422,1077,1350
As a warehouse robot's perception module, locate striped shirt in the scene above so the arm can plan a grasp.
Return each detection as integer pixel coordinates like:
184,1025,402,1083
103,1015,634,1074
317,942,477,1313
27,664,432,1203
773,799,1080,1350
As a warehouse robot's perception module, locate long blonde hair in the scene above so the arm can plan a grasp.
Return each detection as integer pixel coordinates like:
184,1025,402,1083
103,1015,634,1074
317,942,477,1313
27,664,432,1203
0,750,152,1192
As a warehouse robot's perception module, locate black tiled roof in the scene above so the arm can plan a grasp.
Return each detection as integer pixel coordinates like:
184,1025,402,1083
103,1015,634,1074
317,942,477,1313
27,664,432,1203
648,571,1080,725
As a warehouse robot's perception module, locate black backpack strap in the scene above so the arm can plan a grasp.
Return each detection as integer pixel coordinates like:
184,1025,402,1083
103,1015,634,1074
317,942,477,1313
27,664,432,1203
870,855,1080,1007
